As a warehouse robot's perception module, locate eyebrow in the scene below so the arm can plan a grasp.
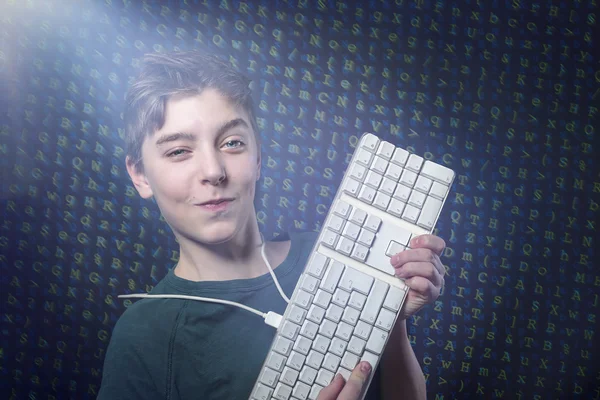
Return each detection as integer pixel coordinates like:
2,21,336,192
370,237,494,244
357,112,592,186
155,118,249,147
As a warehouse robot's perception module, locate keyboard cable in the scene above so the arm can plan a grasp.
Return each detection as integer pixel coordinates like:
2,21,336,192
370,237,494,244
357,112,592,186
118,232,287,329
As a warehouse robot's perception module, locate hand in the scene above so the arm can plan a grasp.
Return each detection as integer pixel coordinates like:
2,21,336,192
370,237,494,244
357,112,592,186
390,234,446,320
317,361,372,400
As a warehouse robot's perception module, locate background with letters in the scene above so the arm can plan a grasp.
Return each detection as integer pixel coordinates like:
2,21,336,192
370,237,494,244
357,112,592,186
1,0,599,399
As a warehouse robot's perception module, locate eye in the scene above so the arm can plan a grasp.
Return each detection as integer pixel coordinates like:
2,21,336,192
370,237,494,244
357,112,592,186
223,139,245,149
166,149,188,157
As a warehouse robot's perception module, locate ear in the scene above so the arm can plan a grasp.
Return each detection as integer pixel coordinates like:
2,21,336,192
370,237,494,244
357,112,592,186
126,156,154,199
255,150,262,181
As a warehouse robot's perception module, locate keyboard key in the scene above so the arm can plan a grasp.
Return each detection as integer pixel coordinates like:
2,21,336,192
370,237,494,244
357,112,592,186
355,148,373,167
314,290,332,309
385,241,404,258
347,336,366,355
391,147,409,166
400,169,417,187
294,290,313,309
293,336,313,355
365,327,388,354
384,163,403,181
342,177,361,196
349,164,367,182
308,384,324,400
274,336,293,356
393,183,411,202
417,196,443,230
337,367,352,382
341,307,360,325
383,286,406,311
430,181,449,199
313,335,331,354
406,154,423,172
357,229,375,247
300,320,319,340
361,134,380,151
387,198,406,218
350,243,369,262
319,319,337,338
306,350,324,369
335,236,355,256
306,253,328,279
373,192,391,210
402,204,420,224
376,141,395,159
349,292,367,310
329,337,348,356
320,261,344,293
332,289,350,307
358,185,376,203
292,381,310,400
363,215,381,232
288,305,307,325
274,382,292,400
339,267,374,295
315,369,335,387
365,170,383,189
287,351,306,371
335,322,354,341
322,353,341,372
421,160,454,185
299,366,318,386
375,308,397,331
300,274,319,294
333,200,351,218
371,156,388,175
254,383,273,400
281,321,301,341
329,215,345,233
321,229,339,249
267,352,287,372
360,281,389,324
348,208,367,225
307,304,325,324
341,352,359,370
260,367,280,387
325,303,344,323
408,190,426,208
354,320,373,340
379,176,397,195
341,221,361,240
281,366,299,386
414,175,433,193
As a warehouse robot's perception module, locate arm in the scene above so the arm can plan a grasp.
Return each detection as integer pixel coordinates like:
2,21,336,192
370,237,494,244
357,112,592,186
380,319,426,400
381,234,447,400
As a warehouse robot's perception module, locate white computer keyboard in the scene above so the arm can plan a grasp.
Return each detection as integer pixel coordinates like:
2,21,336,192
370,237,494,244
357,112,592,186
249,133,455,400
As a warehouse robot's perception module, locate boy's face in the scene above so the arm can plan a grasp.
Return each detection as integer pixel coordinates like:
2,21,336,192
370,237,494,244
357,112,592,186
126,88,262,245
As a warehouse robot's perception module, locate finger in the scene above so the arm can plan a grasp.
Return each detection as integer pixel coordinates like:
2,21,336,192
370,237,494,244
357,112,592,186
405,276,440,299
410,234,445,256
337,361,372,400
391,247,438,268
394,261,443,287
316,374,345,400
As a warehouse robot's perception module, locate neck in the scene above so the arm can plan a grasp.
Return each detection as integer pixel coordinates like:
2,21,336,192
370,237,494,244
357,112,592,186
173,228,269,282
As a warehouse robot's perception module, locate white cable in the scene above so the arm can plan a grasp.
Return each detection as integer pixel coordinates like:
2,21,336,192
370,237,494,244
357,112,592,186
260,232,291,304
118,232,289,328
118,293,283,329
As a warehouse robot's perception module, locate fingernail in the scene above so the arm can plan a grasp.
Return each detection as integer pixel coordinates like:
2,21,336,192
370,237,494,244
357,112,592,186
334,373,344,383
412,236,421,246
360,361,372,374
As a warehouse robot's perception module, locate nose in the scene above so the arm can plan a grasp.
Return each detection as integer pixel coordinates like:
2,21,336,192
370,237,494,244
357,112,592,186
198,151,227,185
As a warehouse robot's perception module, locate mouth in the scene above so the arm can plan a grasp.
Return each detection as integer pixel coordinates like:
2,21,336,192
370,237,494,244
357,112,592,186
196,198,235,211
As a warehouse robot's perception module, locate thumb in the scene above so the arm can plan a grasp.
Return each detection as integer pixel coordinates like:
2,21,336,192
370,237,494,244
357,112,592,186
337,361,372,399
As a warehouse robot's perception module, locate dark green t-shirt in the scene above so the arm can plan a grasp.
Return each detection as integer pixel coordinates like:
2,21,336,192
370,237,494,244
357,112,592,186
98,231,381,399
